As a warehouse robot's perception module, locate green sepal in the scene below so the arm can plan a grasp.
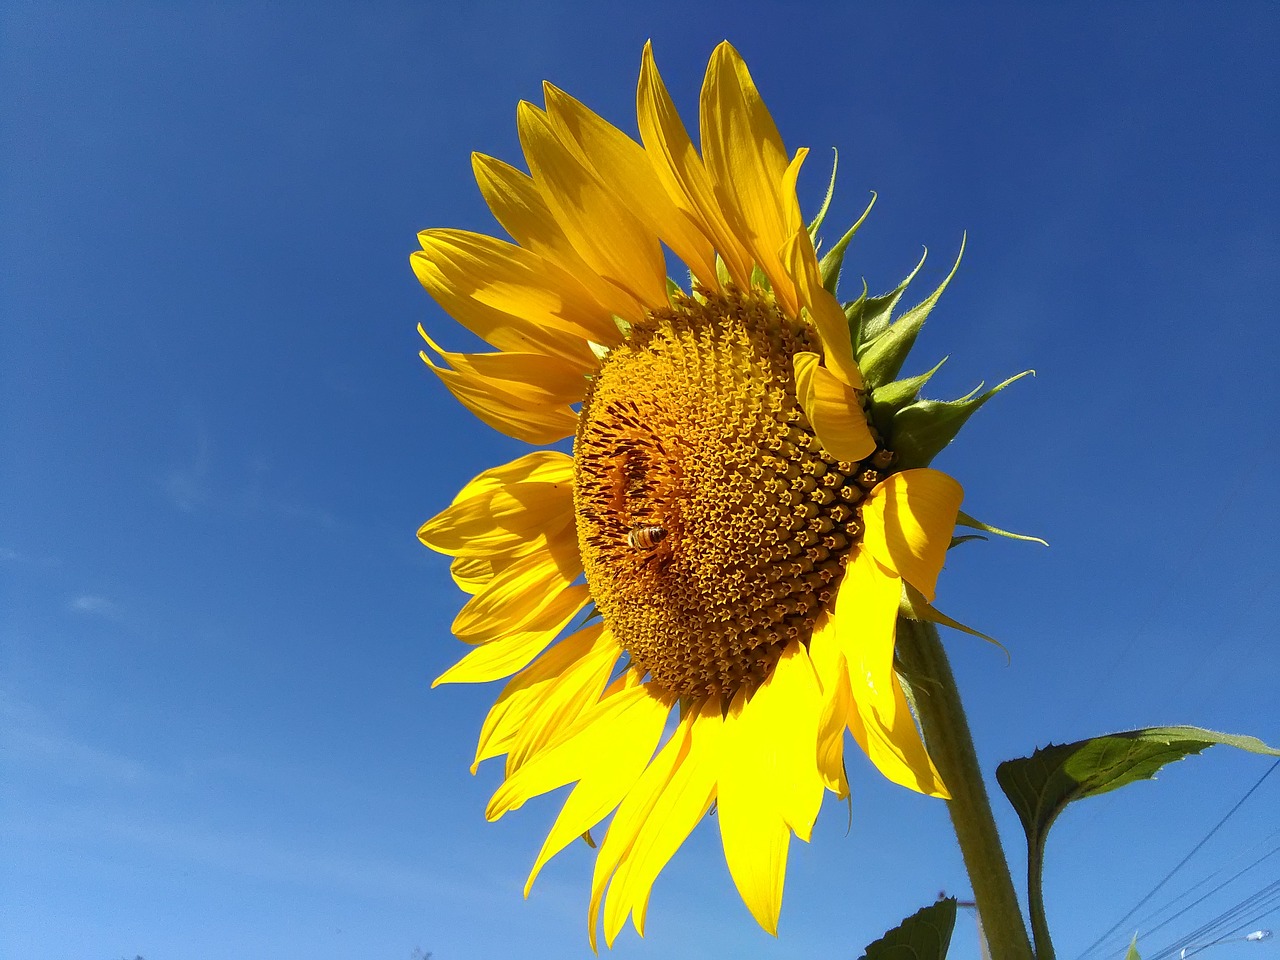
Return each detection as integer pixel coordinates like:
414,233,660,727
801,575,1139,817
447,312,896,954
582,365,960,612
611,314,633,338
1126,935,1141,960
576,601,604,629
868,356,948,437
900,583,1008,661
843,280,870,348
715,254,732,289
856,249,927,350
666,276,684,300
750,262,771,292
997,727,1280,960
949,534,987,548
820,190,877,295
807,148,839,241
857,237,965,388
857,898,958,960
890,369,1033,469
957,511,1048,547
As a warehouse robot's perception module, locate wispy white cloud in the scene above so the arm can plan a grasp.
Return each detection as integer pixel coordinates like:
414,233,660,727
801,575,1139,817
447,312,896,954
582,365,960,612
4,805,481,906
161,426,212,512
68,594,119,618
160,428,340,529
0,692,151,785
0,545,60,567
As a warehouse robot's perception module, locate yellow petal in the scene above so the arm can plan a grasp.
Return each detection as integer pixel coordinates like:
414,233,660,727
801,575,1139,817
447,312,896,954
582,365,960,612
523,686,671,895
637,42,752,288
714,641,825,936
417,463,573,560
420,326,588,405
503,623,623,775
717,686,788,936
471,623,613,773
471,152,634,335
830,550,947,797
420,349,580,445
588,706,694,949
762,642,826,840
450,555,493,595
861,468,964,602
783,228,864,389
807,611,852,798
517,101,668,318
412,228,614,361
542,82,718,289
700,41,797,314
452,449,574,501
471,151,563,252
486,683,665,820
433,583,591,686
792,352,877,462
451,536,582,641
606,698,721,943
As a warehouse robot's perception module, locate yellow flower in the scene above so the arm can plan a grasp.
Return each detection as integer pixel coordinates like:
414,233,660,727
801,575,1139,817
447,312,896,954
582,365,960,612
413,41,966,947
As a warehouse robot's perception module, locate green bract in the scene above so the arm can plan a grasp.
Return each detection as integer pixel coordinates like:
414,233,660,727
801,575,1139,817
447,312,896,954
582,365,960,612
818,191,1039,546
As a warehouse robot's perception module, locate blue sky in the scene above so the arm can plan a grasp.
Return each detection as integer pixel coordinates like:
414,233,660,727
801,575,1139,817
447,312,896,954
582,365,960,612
3,3,1278,959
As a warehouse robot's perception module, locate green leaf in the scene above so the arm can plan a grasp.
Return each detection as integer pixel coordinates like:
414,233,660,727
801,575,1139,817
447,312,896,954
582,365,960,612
999,729,1280,839
851,249,925,351
868,357,948,437
819,190,877,295
957,511,1048,547
890,370,1033,469
997,728,1280,960
857,237,965,387
858,898,958,960
807,148,839,241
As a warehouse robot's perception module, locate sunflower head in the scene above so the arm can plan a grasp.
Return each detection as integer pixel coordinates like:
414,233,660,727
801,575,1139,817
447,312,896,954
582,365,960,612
413,39,1028,948
575,286,894,702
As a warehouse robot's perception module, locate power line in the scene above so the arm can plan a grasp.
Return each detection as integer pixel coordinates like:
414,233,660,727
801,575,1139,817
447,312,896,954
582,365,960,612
1153,882,1280,960
1075,758,1280,960
1131,828,1280,936
1145,879,1280,960
1062,458,1260,734
1138,842,1280,943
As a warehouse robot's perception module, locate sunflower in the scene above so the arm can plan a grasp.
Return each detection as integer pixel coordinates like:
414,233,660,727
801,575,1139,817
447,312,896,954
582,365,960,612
413,41,987,948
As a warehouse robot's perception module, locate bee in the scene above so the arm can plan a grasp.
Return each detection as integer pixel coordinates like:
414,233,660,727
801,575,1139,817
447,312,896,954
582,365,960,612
626,524,667,550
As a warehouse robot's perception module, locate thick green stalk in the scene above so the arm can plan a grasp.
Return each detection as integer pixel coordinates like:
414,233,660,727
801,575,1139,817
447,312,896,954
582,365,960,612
895,617,1035,960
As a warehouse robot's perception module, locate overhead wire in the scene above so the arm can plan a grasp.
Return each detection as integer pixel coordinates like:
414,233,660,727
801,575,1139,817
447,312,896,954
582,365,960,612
1126,829,1280,942
1145,879,1280,960
1074,758,1280,960
1137,842,1280,944
1129,828,1280,936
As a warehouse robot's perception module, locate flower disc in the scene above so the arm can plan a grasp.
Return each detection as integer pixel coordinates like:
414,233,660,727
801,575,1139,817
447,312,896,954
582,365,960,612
575,289,883,700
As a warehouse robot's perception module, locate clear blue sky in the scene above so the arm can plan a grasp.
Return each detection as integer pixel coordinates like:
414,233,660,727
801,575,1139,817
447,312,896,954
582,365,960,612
3,3,1278,959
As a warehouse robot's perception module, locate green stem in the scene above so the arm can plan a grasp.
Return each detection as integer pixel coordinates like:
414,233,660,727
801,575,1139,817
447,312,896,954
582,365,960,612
895,617,1035,960
1028,842,1056,960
